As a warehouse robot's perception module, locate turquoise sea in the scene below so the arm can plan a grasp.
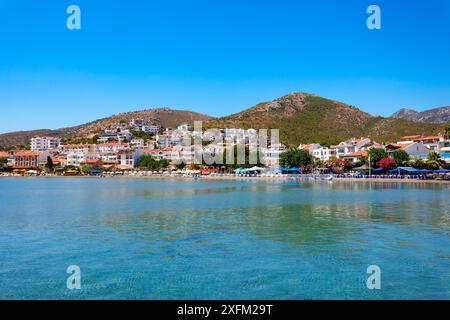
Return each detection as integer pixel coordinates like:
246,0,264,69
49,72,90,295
0,177,449,299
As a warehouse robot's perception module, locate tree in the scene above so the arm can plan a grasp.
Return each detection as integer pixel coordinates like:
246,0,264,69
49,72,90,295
0,157,8,169
392,149,410,167
444,125,450,140
412,158,426,169
426,152,443,170
324,157,353,173
368,148,388,168
46,156,54,172
378,157,395,169
280,149,314,168
81,164,93,174
138,155,169,170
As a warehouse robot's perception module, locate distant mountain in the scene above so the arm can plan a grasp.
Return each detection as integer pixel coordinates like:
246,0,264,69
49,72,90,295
0,108,212,149
391,106,450,124
204,92,444,146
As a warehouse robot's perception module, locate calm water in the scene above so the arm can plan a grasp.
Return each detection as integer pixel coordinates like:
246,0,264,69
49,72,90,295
0,177,449,299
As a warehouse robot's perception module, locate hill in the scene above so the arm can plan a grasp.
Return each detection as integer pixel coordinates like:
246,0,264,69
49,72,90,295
1,93,448,149
205,92,445,146
391,106,450,124
0,108,212,149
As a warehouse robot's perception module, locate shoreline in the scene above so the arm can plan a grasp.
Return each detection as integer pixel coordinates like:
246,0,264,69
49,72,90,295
1,174,450,184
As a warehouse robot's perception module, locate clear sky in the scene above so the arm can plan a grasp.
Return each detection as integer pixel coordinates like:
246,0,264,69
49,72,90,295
0,0,449,133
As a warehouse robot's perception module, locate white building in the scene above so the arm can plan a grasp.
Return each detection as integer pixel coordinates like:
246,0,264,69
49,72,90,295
61,144,93,155
118,149,143,169
387,142,431,159
98,129,132,143
31,137,61,151
309,145,337,161
94,143,128,154
66,153,99,167
156,134,181,149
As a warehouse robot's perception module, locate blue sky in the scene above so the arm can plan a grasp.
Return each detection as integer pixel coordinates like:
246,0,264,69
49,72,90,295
0,0,449,133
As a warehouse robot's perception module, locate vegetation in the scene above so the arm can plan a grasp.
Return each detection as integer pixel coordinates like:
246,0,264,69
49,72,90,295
130,129,154,141
62,135,99,145
444,125,450,140
392,149,410,167
426,152,444,170
323,157,353,173
279,149,314,168
378,157,395,169
1,93,447,149
138,155,169,170
411,158,427,169
45,156,54,172
0,157,8,168
368,148,388,168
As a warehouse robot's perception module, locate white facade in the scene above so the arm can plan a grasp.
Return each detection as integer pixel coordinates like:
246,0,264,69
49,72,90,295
402,142,431,159
311,145,336,161
31,137,61,151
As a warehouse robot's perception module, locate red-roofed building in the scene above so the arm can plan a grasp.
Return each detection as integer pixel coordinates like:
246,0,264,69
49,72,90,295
339,151,368,164
13,151,40,169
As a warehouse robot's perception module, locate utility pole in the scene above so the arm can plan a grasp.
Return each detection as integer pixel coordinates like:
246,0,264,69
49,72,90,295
368,153,371,176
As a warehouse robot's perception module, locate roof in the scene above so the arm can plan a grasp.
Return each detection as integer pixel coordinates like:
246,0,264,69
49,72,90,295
82,159,99,164
97,143,128,147
341,151,368,158
400,135,423,140
413,136,442,141
0,152,8,157
32,136,61,140
14,152,39,157
61,144,93,148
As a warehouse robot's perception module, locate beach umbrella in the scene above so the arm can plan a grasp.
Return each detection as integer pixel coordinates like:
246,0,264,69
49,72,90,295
250,166,265,171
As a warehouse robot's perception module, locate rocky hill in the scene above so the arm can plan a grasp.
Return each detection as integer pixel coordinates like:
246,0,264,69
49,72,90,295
205,92,444,146
1,93,448,149
392,106,450,124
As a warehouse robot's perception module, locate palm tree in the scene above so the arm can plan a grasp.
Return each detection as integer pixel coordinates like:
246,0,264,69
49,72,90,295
444,125,450,141
426,152,443,170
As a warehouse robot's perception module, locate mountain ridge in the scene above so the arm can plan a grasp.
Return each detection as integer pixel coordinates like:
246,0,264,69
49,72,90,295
391,106,450,124
1,93,449,149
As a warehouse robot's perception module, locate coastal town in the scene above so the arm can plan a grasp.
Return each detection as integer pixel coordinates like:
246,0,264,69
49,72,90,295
1,118,450,179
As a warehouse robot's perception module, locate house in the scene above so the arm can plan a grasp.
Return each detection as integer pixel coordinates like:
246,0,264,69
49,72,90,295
66,153,99,167
299,144,337,161
156,134,181,149
12,151,40,169
94,143,128,153
98,129,132,143
397,135,423,144
331,142,357,158
386,142,430,159
39,157,66,168
412,136,444,152
61,144,94,154
142,125,160,135
339,151,368,164
118,149,143,169
143,149,165,161
130,139,145,148
31,137,61,151
261,143,288,167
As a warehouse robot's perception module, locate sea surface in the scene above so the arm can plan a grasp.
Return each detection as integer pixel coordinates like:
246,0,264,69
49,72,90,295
0,177,449,299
